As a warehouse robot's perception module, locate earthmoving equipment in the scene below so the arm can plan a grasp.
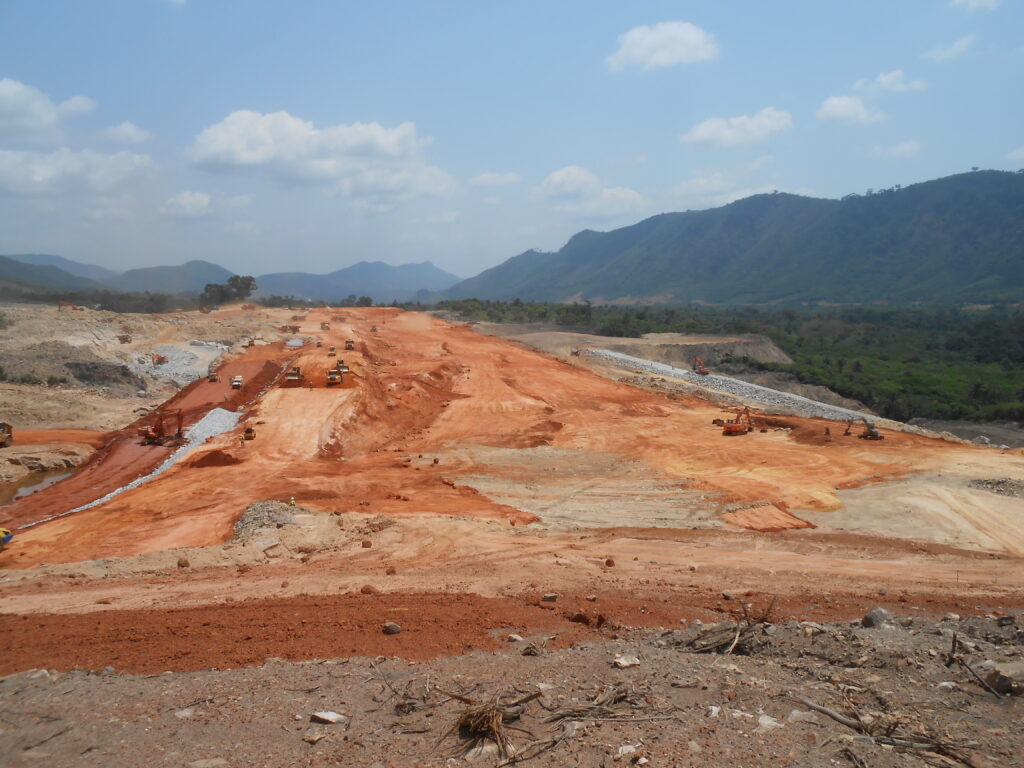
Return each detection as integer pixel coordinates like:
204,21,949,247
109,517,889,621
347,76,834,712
199,306,211,314
693,357,711,375
0,528,12,551
722,407,753,436
345,339,355,351
316,340,323,347
320,322,330,330
231,375,244,389
326,369,341,385
0,422,12,448
243,425,256,440
246,338,255,348
327,346,336,357
152,354,169,366
285,366,303,382
854,417,884,441
137,409,184,445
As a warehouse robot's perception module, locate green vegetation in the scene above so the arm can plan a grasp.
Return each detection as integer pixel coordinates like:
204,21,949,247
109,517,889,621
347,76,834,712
200,275,258,305
432,299,1024,423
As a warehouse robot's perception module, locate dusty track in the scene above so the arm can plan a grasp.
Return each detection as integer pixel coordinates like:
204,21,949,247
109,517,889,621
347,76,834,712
2,307,1023,674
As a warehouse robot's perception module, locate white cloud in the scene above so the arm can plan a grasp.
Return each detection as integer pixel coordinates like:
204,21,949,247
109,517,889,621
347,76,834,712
162,190,212,217
188,109,453,207
0,78,96,141
103,121,152,144
856,70,927,92
1007,146,1024,163
468,171,521,187
879,140,922,157
608,21,718,71
681,107,792,147
923,35,975,61
817,95,883,123
0,148,151,195
951,0,999,11
532,165,644,217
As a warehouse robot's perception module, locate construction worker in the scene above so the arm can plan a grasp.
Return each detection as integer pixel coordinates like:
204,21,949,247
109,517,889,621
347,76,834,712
289,496,296,507
239,435,245,448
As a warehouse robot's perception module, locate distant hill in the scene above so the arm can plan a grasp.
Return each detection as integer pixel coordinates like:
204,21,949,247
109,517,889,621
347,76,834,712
107,260,235,294
444,171,1024,304
0,255,106,292
6,253,120,283
256,261,461,303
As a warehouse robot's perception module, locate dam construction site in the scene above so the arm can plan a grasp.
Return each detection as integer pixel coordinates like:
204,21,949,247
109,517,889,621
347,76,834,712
2,303,1023,767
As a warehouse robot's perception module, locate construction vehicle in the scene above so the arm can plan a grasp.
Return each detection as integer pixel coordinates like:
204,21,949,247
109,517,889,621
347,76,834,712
693,357,711,375
199,306,211,314
327,346,336,357
320,322,330,330
285,366,303,382
243,425,256,440
231,375,244,389
246,338,256,348
152,354,169,366
846,417,884,440
0,527,12,551
0,422,12,448
327,369,341,386
722,407,753,436
138,409,184,445
344,339,355,351
316,340,323,347
208,371,219,383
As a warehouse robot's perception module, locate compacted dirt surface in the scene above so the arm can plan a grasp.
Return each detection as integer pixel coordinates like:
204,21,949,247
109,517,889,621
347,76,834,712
2,305,1023,767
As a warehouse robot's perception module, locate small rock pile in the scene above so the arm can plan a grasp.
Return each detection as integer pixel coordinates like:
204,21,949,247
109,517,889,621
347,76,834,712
233,501,297,541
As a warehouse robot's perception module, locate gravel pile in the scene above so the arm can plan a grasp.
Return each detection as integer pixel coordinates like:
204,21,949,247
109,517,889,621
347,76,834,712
588,349,880,423
967,478,1024,498
233,500,297,540
125,343,227,387
20,407,241,530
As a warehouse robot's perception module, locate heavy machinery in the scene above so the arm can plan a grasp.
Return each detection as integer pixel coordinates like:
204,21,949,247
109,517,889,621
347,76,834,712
326,369,341,386
138,409,183,445
320,322,330,330
344,339,355,351
199,306,211,314
0,527,12,551
846,417,884,440
243,425,256,440
246,338,256,348
285,366,303,383
231,375,244,389
693,357,711,375
0,422,12,448
722,407,753,436
208,371,219,383
327,346,336,357
152,353,169,366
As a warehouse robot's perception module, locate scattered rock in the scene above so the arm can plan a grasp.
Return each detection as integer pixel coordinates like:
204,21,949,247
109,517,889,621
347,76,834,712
997,615,1016,628
862,607,894,628
361,540,372,548
787,709,818,724
385,565,397,575
382,621,401,635
615,744,637,761
310,711,347,724
613,654,640,669
985,661,1024,695
722,590,735,601
943,613,960,622
188,760,228,768
586,594,597,602
937,681,959,691
541,593,558,602
755,714,784,733
360,584,379,595
176,556,190,568
507,634,524,643
604,558,615,568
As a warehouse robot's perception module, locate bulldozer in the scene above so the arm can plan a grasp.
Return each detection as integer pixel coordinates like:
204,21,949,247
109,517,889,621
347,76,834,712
344,339,355,351
326,369,341,386
207,370,219,383
320,321,330,330
846,417,884,440
693,357,711,375
285,366,303,383
722,407,753,436
243,425,256,440
0,422,12,448
327,346,336,357
138,409,184,445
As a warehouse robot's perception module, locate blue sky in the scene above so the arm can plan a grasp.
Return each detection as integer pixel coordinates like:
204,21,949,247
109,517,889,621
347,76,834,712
0,0,1021,278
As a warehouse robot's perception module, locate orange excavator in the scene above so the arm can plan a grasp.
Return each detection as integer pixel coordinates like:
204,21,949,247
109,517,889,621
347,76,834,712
845,417,884,441
722,407,753,436
137,409,184,445
693,357,711,375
